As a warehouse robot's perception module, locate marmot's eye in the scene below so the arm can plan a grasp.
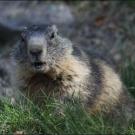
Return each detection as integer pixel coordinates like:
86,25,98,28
21,33,26,42
21,36,25,42
50,32,55,40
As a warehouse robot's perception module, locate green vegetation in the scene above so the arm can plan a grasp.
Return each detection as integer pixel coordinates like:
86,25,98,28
0,97,134,134
121,58,135,97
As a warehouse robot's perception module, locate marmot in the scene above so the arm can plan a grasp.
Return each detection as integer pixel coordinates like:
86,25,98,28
11,25,135,117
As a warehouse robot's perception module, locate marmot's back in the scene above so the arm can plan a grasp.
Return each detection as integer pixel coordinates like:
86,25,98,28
12,25,135,117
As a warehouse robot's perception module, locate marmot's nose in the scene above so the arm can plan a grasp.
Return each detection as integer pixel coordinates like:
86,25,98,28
29,50,42,58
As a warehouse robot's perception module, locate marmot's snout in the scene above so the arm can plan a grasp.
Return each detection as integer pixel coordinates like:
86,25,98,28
22,31,48,71
28,35,47,71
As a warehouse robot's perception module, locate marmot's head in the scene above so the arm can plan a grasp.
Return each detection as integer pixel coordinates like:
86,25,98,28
13,25,73,73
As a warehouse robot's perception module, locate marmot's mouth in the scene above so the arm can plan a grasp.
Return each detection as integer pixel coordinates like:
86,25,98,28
31,62,45,69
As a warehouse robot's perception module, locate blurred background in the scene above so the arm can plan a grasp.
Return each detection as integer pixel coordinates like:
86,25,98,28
0,1,135,97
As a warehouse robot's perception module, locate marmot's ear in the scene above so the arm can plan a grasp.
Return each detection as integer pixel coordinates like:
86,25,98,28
21,26,28,41
51,25,58,33
23,26,28,30
22,26,28,32
21,32,26,41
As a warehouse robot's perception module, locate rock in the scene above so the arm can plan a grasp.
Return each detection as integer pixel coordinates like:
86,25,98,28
0,1,74,42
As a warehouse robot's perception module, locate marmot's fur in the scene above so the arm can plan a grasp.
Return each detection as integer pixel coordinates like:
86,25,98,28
11,25,135,118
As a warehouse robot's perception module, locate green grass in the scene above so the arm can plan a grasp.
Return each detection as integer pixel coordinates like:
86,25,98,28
0,58,135,134
0,97,135,134
121,60,135,97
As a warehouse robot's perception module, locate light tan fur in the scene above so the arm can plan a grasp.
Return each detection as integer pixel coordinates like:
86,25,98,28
90,61,123,113
52,55,91,101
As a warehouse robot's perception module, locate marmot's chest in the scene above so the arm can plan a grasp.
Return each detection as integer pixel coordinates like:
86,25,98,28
21,72,86,103
23,73,66,99
26,74,59,93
